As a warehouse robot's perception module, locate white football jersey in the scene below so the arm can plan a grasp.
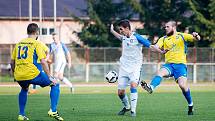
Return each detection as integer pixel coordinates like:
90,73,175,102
119,32,150,73
50,42,67,64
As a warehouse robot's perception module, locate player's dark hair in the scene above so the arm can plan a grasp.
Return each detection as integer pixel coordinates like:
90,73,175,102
27,23,39,35
118,19,131,30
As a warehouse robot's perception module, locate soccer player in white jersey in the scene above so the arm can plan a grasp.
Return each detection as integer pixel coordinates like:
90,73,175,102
110,19,165,117
49,32,74,93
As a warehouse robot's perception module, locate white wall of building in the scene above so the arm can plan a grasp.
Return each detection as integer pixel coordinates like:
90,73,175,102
0,20,82,44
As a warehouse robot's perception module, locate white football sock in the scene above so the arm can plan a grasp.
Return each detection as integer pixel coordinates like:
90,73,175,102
130,92,138,113
62,77,73,88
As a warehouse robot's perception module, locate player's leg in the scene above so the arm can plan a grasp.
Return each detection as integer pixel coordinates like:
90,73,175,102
129,70,140,117
174,64,194,115
129,82,138,117
17,81,30,120
63,76,74,93
141,64,172,93
177,77,194,115
58,73,73,92
31,72,63,120
58,63,74,93
117,69,130,115
33,72,60,112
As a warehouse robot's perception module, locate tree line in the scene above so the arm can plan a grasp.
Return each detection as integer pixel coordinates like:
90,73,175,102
71,0,215,48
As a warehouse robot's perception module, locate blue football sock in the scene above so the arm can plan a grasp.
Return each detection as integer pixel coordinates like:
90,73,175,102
19,89,28,115
182,89,193,106
150,76,162,89
50,84,60,112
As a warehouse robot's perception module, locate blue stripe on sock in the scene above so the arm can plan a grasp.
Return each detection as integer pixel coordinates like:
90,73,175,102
130,88,137,93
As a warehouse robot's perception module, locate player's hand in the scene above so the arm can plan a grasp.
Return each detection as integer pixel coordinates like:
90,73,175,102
49,76,58,85
162,49,170,54
110,24,114,32
192,32,200,41
192,32,198,37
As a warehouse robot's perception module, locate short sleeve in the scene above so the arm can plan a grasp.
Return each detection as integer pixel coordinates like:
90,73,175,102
61,43,69,54
180,33,194,42
35,42,46,60
156,37,164,48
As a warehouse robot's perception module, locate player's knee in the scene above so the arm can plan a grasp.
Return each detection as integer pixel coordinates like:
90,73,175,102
158,68,169,77
178,81,188,91
59,77,63,81
130,82,138,88
58,75,64,80
118,89,125,96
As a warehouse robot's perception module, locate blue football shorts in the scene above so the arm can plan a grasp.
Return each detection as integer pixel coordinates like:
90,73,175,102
17,71,52,89
161,63,187,80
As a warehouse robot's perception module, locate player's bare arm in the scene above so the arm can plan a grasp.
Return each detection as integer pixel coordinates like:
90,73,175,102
110,24,122,40
41,58,51,76
149,44,167,54
192,32,201,41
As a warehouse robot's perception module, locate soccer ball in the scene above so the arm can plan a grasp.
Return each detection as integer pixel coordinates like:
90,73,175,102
105,70,118,83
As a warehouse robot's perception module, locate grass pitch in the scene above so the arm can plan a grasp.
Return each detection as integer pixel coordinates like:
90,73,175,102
0,83,215,121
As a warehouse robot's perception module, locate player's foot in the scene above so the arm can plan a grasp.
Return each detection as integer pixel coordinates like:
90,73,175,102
28,89,37,94
118,107,131,115
188,105,194,115
130,111,136,117
141,81,153,94
18,115,29,121
48,109,64,121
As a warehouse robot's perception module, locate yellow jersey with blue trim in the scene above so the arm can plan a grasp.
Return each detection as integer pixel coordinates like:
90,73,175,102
37,41,49,63
11,38,46,81
157,32,194,64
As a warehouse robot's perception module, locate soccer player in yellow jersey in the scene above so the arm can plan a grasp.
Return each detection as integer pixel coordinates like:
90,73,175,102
141,20,200,115
10,23,64,121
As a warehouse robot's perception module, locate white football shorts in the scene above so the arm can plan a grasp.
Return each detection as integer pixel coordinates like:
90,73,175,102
54,62,66,73
118,67,141,90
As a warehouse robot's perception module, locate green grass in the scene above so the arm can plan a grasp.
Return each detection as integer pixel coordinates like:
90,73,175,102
0,84,215,121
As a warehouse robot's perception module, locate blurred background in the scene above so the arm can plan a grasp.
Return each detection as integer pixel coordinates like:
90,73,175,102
0,0,214,83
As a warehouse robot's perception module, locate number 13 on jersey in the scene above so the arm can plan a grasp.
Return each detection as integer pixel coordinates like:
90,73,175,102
17,46,28,59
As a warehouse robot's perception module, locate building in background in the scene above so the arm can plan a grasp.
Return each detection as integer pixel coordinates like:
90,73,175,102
0,0,88,44
0,0,144,45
